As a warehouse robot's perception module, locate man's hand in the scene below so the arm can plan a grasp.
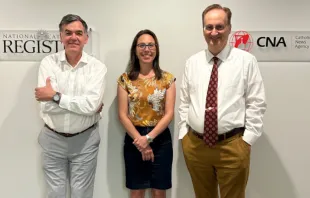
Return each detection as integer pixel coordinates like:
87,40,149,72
96,103,104,113
35,77,56,101
141,145,154,162
133,136,149,151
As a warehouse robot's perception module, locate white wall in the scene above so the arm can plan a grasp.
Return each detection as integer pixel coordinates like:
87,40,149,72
0,0,309,197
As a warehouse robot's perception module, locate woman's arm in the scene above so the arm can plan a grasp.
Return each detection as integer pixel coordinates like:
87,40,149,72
117,85,141,140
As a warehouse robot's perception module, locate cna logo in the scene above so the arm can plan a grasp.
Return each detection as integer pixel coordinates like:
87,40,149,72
229,30,288,53
229,30,253,52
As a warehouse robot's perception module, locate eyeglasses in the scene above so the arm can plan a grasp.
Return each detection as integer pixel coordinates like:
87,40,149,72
136,43,157,50
204,24,226,31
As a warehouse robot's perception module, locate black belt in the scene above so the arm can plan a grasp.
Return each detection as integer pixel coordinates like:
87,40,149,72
44,124,96,137
190,127,245,142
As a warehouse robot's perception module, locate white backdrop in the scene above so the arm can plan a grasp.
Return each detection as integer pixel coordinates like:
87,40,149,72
0,0,309,198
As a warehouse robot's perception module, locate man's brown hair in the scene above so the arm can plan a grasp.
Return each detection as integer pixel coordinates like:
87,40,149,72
202,4,232,27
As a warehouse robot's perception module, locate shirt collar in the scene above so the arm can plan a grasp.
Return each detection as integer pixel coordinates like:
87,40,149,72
206,45,232,63
59,50,89,64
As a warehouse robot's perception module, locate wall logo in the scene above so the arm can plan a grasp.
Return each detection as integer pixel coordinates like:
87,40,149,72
0,29,62,61
229,30,310,62
0,29,93,61
229,30,253,52
36,29,51,41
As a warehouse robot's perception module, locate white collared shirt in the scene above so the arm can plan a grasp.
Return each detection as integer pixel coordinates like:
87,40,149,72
178,45,267,145
37,50,107,133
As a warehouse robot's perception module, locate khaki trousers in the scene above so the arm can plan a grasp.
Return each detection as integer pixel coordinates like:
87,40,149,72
182,129,250,198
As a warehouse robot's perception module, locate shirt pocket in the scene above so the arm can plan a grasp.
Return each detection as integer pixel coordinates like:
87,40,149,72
224,82,244,99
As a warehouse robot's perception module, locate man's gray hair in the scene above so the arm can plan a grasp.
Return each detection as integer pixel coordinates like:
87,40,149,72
58,14,88,33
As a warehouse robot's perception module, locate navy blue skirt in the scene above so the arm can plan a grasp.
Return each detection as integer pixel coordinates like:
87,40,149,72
123,126,173,190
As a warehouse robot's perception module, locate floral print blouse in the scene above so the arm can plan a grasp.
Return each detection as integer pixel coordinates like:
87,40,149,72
117,71,175,127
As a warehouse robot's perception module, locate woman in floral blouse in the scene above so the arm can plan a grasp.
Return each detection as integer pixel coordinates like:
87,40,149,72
117,29,176,198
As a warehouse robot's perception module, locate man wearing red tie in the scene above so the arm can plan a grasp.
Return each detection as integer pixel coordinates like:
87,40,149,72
178,4,267,198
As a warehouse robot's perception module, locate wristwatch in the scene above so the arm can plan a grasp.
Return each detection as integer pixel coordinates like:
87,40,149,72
52,92,61,104
146,134,154,143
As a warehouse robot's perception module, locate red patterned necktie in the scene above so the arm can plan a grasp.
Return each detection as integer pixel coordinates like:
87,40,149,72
203,57,219,147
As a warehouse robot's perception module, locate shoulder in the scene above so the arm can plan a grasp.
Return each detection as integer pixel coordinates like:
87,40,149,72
185,50,206,70
228,48,259,75
161,70,174,79
41,51,61,61
161,70,176,86
186,50,206,62
84,52,107,71
118,72,129,82
120,72,129,78
117,72,131,90
230,47,257,62
39,51,63,67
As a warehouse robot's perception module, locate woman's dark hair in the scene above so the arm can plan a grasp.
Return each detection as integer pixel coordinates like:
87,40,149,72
128,29,162,80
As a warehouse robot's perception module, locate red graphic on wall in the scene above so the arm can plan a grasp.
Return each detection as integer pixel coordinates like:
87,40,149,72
229,30,253,52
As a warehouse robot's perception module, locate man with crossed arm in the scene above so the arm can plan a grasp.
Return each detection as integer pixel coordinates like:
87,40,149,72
35,14,107,198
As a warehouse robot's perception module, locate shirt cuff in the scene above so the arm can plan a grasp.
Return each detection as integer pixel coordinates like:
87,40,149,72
178,125,189,139
59,94,70,110
242,129,260,146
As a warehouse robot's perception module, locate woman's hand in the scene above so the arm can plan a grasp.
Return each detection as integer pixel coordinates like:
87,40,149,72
133,136,149,151
141,146,154,162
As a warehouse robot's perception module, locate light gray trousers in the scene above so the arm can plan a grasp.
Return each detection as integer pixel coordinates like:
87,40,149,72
38,124,100,198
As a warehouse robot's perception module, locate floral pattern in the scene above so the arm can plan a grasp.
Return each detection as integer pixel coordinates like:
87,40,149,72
117,71,175,126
